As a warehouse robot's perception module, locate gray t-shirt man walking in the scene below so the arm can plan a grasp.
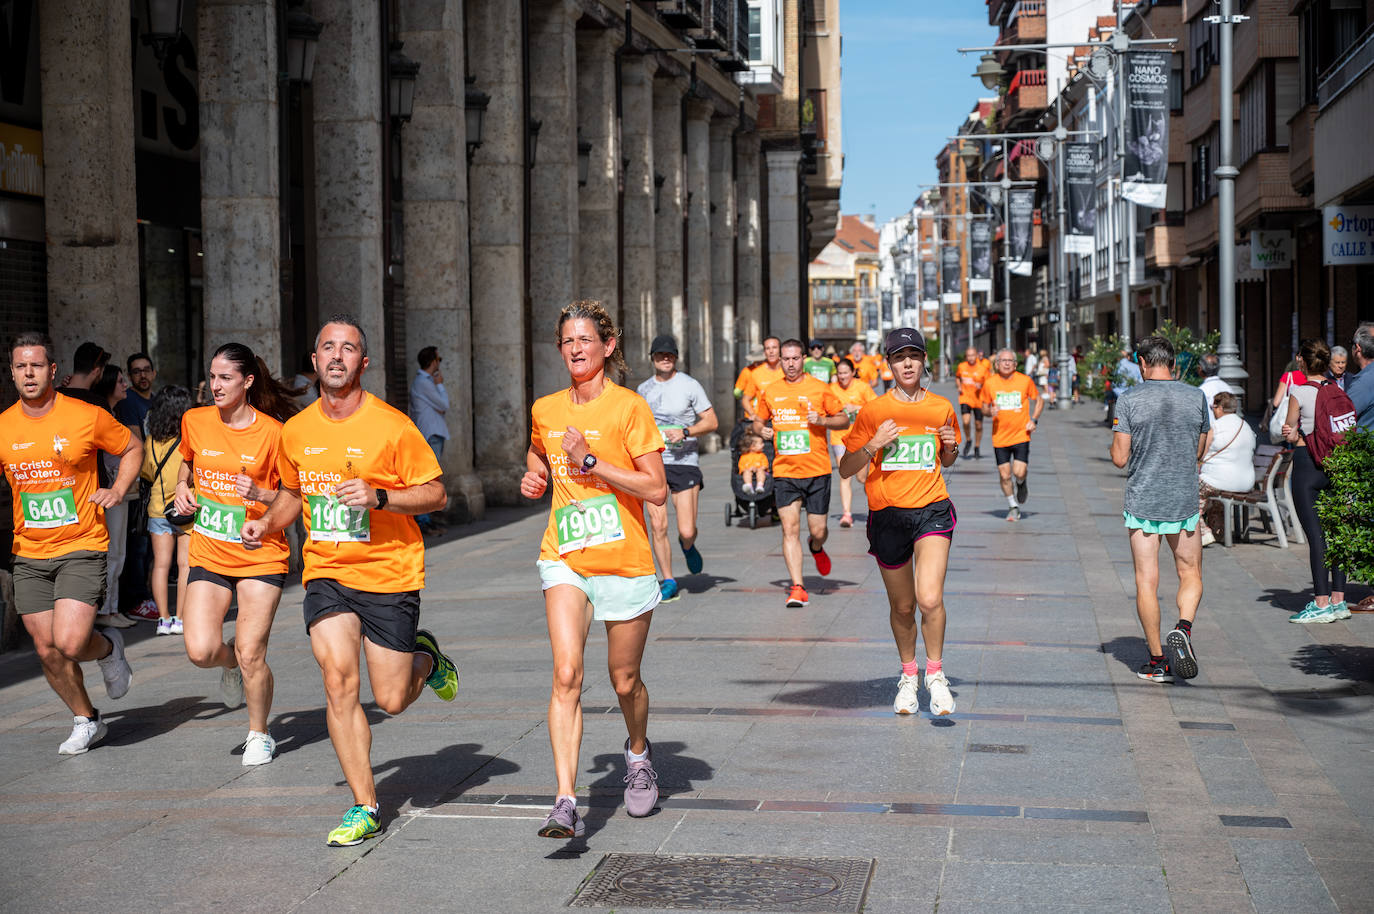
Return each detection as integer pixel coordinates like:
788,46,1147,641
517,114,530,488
1110,335,1210,686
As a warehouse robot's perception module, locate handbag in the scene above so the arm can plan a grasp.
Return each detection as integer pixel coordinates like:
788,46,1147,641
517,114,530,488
1266,378,1291,444
138,435,182,534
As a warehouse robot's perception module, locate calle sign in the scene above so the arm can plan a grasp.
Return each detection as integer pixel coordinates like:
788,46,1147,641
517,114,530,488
1323,205,1374,266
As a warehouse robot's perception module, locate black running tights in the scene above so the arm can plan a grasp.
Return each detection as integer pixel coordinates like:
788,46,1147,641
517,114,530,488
1291,446,1345,598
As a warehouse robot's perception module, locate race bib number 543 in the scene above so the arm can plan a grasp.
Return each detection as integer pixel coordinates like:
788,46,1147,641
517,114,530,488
775,429,811,455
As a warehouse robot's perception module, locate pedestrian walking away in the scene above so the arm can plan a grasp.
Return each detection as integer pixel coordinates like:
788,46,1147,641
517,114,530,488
521,300,668,840
829,357,877,527
0,332,141,754
140,385,194,636
173,343,302,767
409,346,451,535
637,334,716,602
754,339,850,608
980,349,1043,522
954,347,989,460
839,328,960,716
1110,335,1210,683
240,315,454,847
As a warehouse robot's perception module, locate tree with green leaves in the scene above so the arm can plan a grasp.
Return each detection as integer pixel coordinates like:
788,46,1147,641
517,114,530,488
1316,428,1374,584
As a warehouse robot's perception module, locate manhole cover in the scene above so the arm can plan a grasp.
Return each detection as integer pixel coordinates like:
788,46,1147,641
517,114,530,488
569,853,874,911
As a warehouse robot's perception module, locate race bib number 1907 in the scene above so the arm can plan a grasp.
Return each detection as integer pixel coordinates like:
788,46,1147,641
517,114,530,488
307,494,371,542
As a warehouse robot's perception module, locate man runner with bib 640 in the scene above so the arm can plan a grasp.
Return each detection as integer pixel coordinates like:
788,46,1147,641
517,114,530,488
241,315,457,848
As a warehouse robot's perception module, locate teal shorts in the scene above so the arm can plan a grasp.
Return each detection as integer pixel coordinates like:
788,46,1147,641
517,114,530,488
1123,511,1200,535
536,559,661,622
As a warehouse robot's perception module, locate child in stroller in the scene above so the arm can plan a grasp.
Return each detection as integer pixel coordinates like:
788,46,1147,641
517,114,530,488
737,431,769,493
725,420,776,528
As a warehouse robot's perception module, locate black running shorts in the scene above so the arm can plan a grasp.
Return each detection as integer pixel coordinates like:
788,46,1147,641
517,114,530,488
867,500,957,569
994,441,1030,466
772,474,832,516
303,579,420,653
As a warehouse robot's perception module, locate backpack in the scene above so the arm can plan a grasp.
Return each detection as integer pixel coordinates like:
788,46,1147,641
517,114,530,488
1306,380,1357,468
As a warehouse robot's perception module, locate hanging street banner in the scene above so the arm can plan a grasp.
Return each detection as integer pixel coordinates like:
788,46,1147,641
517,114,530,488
940,245,962,305
1008,188,1035,277
969,219,992,292
902,273,917,310
1123,50,1170,208
1065,143,1097,254
1322,205,1374,266
920,258,939,304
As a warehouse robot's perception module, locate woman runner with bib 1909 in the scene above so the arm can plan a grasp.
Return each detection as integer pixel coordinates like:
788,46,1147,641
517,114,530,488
520,300,669,839
839,329,960,717
172,344,300,766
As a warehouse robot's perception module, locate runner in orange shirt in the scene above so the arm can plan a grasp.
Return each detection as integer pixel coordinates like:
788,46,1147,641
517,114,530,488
829,358,877,528
755,339,849,608
738,336,784,421
840,328,959,716
0,332,140,754
521,300,668,840
980,348,1044,522
171,343,301,767
241,315,454,848
849,341,880,388
954,347,990,460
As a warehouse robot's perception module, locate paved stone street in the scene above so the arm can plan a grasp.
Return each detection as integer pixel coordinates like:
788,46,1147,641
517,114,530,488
2,385,1371,913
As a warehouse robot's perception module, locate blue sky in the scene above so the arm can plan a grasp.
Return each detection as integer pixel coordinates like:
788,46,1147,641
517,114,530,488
837,2,1000,226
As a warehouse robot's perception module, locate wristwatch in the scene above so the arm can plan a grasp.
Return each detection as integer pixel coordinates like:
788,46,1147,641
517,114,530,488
581,453,598,473
374,488,388,510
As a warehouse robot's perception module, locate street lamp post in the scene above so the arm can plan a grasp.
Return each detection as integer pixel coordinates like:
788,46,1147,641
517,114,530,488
1209,0,1250,399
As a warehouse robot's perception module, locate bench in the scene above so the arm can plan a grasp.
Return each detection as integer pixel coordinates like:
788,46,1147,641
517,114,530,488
1211,444,1303,548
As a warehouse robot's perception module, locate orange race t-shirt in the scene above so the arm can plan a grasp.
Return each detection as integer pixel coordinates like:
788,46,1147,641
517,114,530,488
955,360,990,408
842,391,959,511
531,381,662,578
829,378,877,446
756,375,843,479
737,451,769,473
178,406,290,576
0,393,132,559
980,372,1040,447
278,394,442,593
855,355,881,386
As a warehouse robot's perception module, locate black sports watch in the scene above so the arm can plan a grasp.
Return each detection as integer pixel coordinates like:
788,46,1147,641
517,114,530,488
374,488,389,510
581,453,598,474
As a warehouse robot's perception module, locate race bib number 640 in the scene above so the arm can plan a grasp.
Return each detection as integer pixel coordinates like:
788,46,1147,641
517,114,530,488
20,489,78,529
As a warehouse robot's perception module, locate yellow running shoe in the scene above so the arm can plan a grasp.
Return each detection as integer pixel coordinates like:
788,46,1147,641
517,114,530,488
414,629,460,701
326,805,381,847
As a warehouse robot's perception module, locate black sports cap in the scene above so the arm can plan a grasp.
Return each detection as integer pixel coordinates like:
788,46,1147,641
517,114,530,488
808,338,824,349
649,334,679,356
884,328,927,357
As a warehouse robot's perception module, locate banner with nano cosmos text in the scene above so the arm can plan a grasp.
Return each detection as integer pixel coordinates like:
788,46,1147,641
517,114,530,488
940,245,962,304
1008,188,1035,277
969,219,992,292
1123,51,1170,208
1065,143,1097,254
921,258,939,305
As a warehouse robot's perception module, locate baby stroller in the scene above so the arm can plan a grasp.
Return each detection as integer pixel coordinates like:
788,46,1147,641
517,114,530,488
724,418,776,529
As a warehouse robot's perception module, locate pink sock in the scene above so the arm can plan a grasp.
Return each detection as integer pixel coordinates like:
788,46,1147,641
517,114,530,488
901,659,919,677
925,657,943,674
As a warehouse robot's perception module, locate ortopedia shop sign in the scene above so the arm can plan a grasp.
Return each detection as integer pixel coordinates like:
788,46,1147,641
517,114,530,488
1324,205,1374,266
1250,230,1293,270
0,123,43,198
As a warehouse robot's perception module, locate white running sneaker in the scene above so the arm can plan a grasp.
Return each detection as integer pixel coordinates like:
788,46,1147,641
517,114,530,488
893,674,920,715
925,671,955,716
96,628,133,700
156,618,174,636
220,665,244,708
170,617,183,635
58,713,107,755
241,730,276,766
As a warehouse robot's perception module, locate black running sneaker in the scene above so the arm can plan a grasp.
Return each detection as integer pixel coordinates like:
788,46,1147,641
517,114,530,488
1136,660,1174,684
1015,475,1028,504
1165,628,1198,680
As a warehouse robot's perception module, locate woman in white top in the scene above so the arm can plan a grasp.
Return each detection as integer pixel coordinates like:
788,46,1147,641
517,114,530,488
1197,391,1256,546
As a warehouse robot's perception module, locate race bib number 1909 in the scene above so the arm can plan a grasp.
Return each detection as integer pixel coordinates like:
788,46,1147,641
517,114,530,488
554,493,625,554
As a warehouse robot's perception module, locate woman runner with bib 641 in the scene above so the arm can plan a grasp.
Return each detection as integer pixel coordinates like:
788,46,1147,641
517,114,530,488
172,343,299,766
520,300,668,840
839,329,960,717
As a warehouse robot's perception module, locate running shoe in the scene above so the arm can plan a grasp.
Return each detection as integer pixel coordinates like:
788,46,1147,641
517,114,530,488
96,628,132,700
538,797,585,838
659,578,680,602
680,538,703,575
1005,506,1021,523
1015,476,1029,504
156,617,174,636
785,585,809,608
220,665,244,708
95,612,137,629
1330,601,1352,621
58,713,107,755
241,730,276,766
962,441,971,459
840,512,853,528
326,805,381,847
1165,628,1198,680
622,738,659,817
414,629,460,701
130,599,160,621
171,617,183,635
809,542,832,576
974,449,983,460
893,674,920,715
1289,601,1337,624
1136,660,1174,683
925,671,955,716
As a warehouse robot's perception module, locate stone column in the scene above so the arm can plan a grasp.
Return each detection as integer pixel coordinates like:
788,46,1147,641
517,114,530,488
735,131,763,357
467,0,527,504
765,148,804,342
398,0,484,522
39,0,140,364
576,29,622,368
311,1,386,396
653,75,687,351
528,0,579,398
620,53,658,387
684,97,713,395
707,114,737,450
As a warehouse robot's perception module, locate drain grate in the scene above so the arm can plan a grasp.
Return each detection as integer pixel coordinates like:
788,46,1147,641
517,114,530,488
967,743,1029,754
569,853,875,911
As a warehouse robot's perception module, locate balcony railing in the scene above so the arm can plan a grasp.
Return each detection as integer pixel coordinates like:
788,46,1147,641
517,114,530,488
1006,0,1046,42
694,0,732,50
657,0,704,30
1318,22,1374,111
1003,69,1047,120
716,0,750,72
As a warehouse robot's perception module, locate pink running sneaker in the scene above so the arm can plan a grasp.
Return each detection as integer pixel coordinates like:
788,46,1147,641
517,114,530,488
622,738,659,817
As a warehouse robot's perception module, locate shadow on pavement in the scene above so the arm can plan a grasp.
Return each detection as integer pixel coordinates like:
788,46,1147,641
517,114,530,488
1290,642,1374,683
269,704,389,758
765,577,860,596
375,741,522,814
677,574,735,595
1101,635,1147,674
732,675,962,710
100,696,238,747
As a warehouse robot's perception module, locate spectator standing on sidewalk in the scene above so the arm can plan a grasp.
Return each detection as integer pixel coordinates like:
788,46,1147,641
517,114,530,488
94,365,141,630
1347,325,1374,430
408,347,449,534
120,353,160,620
1110,334,1209,685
